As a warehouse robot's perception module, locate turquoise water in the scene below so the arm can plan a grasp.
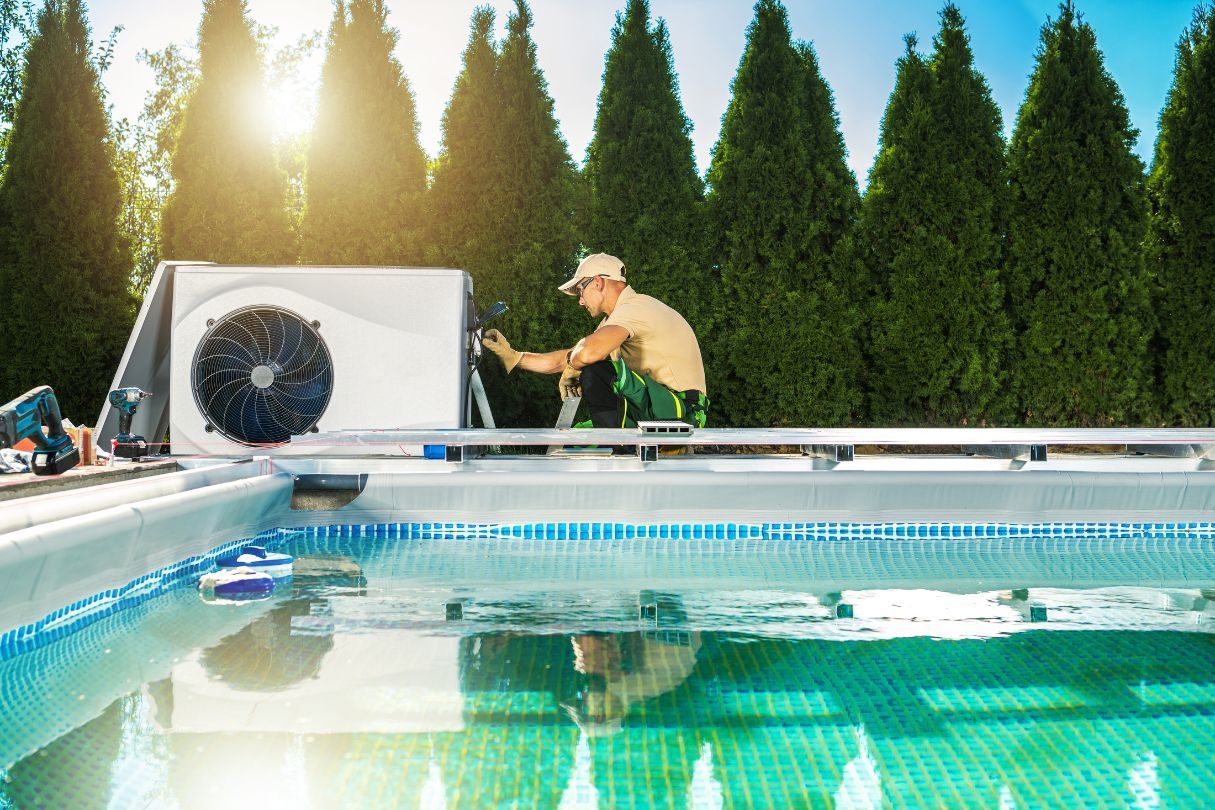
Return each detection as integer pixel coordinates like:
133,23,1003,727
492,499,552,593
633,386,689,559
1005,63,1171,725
3,527,1215,808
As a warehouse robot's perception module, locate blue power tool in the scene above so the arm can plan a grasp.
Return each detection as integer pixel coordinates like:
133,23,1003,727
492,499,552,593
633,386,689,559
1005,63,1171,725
108,387,152,460
0,385,80,475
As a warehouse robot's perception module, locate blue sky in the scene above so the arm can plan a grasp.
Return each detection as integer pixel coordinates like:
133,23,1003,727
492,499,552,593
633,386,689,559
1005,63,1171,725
91,0,1200,185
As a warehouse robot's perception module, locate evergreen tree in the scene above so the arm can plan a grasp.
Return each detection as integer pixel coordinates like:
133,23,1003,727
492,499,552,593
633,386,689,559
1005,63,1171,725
160,0,292,264
429,1,582,427
862,7,1009,426
1005,2,1153,426
1149,3,1215,425
706,0,861,427
303,0,427,265
584,0,704,324
0,1,38,171
0,0,134,419
854,36,931,423
427,6,500,273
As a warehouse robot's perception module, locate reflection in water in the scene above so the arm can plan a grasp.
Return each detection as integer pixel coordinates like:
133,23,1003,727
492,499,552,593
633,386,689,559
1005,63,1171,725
834,726,881,810
196,598,335,691
148,555,383,807
1127,751,1161,810
3,549,1215,807
2,697,123,810
565,629,701,736
687,741,723,810
420,754,447,810
557,734,599,810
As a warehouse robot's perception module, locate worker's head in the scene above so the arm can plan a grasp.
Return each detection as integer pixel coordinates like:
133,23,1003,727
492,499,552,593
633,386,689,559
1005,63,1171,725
559,253,628,317
563,634,628,736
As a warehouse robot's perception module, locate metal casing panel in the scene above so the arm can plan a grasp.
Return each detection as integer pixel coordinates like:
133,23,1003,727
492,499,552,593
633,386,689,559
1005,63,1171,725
169,266,471,455
95,261,214,452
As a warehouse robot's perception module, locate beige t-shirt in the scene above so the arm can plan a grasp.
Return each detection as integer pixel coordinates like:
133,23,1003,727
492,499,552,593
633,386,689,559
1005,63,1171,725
602,286,707,394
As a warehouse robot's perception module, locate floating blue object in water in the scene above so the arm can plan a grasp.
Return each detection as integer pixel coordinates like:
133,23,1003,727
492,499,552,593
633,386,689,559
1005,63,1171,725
198,567,275,602
216,545,294,578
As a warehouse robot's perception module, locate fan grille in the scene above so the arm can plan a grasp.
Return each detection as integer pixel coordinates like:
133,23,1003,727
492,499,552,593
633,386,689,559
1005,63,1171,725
191,306,333,445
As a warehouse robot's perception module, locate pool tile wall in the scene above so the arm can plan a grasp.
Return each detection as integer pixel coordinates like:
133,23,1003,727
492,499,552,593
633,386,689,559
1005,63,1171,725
4,520,1215,662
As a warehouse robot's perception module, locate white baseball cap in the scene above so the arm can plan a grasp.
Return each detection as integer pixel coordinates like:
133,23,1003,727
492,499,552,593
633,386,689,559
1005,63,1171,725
558,253,627,295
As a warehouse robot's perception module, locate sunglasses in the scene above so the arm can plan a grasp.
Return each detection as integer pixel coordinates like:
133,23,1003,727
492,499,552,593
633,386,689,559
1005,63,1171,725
574,276,599,296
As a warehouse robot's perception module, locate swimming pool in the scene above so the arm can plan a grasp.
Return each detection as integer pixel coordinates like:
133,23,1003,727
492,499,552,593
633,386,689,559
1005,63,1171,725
3,523,1214,808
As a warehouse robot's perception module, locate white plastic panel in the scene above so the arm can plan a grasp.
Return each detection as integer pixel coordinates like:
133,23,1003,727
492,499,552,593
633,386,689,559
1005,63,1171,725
275,464,1215,527
94,261,214,451
0,472,293,637
0,460,268,536
169,266,471,455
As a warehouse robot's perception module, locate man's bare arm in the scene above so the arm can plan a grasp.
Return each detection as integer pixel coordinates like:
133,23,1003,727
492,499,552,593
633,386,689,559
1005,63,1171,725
515,348,571,375
569,326,629,370
509,325,628,375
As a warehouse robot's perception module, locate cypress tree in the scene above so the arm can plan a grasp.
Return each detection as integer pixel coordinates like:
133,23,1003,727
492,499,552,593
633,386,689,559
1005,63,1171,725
706,0,861,427
430,1,582,427
0,0,134,420
584,0,705,325
862,7,1009,426
1149,4,1215,425
303,0,428,265
1005,2,1153,426
427,6,500,273
0,2,37,171
160,0,292,264
796,42,861,286
857,36,932,423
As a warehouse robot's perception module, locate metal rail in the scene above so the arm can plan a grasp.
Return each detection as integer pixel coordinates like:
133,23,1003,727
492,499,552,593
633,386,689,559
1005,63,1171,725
286,427,1215,448
281,427,1215,459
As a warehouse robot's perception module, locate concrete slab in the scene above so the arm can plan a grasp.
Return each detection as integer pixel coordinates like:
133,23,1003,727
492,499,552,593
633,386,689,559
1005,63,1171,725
0,460,177,502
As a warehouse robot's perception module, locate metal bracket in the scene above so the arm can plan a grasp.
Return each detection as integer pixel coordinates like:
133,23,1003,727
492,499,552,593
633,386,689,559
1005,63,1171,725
963,444,1030,460
1128,443,1215,459
801,444,854,462
445,445,486,463
962,444,1048,461
638,445,657,463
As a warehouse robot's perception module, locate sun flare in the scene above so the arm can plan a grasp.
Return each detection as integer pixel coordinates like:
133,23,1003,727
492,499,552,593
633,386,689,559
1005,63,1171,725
264,72,317,141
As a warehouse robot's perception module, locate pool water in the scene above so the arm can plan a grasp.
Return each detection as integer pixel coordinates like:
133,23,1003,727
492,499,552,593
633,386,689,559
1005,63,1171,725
3,526,1215,808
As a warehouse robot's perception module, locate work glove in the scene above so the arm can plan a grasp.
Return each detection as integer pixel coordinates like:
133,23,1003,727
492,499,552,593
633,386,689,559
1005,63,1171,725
482,329,523,373
559,365,582,400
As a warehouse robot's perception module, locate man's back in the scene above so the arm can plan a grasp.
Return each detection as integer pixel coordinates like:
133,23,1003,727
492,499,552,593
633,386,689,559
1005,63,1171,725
603,286,706,394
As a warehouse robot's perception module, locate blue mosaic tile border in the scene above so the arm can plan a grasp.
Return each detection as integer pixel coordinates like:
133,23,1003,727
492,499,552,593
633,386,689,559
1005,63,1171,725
0,528,286,663
289,520,1215,541
5,519,1215,662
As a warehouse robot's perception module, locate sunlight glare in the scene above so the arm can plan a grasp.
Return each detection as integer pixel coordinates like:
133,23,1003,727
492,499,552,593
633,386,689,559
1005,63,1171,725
265,64,320,142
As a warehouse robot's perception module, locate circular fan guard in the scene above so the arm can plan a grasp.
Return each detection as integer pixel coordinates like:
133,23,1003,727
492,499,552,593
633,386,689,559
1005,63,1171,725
192,306,334,445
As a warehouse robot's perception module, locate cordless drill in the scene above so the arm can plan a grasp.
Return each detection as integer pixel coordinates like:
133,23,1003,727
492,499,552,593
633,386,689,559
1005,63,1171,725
109,388,152,461
0,385,80,475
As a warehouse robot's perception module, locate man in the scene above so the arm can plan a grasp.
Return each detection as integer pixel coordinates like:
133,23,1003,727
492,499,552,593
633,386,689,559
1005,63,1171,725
481,253,708,428
562,628,702,737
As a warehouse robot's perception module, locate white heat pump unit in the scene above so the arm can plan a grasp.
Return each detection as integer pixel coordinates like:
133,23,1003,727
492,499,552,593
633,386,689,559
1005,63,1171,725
98,263,473,456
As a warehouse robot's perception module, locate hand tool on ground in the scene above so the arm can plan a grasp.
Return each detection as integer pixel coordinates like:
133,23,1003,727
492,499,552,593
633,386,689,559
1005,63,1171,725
0,385,79,475
108,387,152,461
